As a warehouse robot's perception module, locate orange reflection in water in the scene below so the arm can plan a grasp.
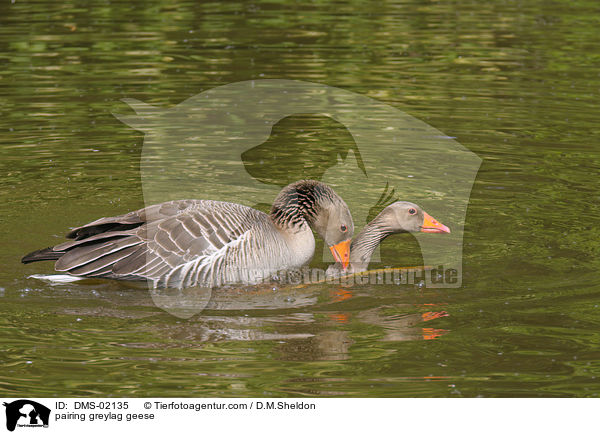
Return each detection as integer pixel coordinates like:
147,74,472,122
421,311,449,322
331,287,353,302
422,328,448,340
328,313,350,323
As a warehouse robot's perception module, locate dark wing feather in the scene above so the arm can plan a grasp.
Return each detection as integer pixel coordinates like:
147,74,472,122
21,247,63,264
55,236,143,272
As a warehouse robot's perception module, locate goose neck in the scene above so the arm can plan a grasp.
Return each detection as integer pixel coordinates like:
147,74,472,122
270,180,327,229
350,221,392,271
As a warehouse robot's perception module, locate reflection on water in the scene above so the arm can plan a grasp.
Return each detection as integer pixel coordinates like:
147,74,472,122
17,278,449,351
1,275,453,396
1,0,600,397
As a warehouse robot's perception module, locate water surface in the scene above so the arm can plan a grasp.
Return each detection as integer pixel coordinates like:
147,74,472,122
1,0,599,397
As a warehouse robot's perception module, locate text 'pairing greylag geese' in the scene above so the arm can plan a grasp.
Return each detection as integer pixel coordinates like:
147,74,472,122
22,180,354,288
326,201,450,276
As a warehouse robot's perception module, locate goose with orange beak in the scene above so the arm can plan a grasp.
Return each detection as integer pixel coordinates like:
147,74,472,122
22,180,355,288
326,201,450,276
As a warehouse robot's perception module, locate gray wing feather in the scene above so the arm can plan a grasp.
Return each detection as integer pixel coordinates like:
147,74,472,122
52,200,272,288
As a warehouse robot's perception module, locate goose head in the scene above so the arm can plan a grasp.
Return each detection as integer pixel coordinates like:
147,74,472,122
271,180,354,269
326,201,449,277
311,195,354,269
375,201,450,235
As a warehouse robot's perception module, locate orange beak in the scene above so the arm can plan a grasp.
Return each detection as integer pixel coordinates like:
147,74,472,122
330,239,351,270
421,212,451,234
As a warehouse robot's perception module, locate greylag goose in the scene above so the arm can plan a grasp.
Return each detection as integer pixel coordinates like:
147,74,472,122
326,201,449,276
23,180,354,288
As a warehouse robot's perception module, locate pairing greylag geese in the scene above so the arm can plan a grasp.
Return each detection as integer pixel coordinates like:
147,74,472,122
326,201,450,276
22,180,354,288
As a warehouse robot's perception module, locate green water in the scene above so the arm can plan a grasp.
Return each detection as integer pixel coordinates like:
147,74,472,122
1,0,600,397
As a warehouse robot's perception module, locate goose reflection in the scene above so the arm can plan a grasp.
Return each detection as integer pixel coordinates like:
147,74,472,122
53,279,449,363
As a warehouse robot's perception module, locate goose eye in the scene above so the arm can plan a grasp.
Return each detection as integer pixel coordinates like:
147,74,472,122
408,208,416,215
340,225,347,232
